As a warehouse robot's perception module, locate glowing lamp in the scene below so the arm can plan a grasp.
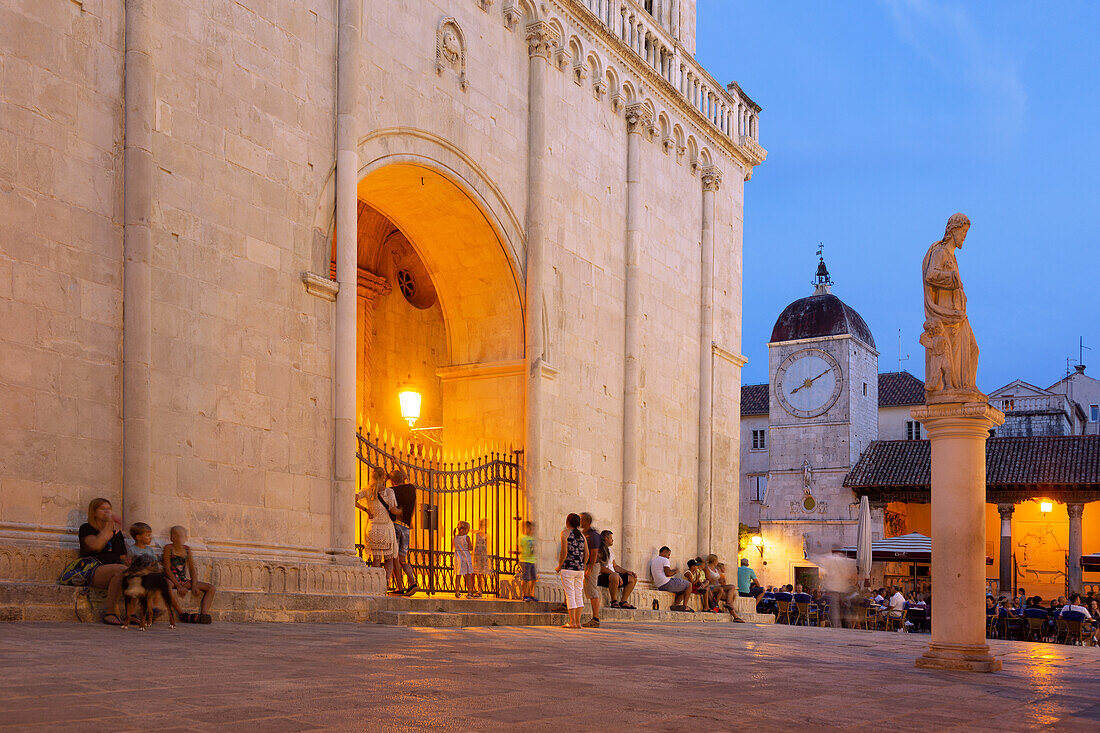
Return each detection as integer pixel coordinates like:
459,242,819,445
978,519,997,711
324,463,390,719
398,390,422,428
751,534,764,557
1039,501,1053,514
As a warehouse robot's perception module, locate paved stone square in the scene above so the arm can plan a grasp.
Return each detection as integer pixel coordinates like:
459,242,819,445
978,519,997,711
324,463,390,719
2,621,1099,731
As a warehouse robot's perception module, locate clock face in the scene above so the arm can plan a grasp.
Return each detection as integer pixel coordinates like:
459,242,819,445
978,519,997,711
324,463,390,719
776,349,843,418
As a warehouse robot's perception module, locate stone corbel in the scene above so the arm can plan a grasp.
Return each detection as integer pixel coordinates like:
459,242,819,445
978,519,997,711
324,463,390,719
593,78,607,101
302,271,339,301
661,135,674,155
675,144,686,164
554,46,572,73
477,0,494,10
326,263,392,302
610,92,625,114
573,60,589,86
503,0,522,30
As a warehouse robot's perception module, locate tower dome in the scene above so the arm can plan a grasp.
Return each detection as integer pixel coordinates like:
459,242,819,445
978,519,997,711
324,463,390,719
770,256,876,348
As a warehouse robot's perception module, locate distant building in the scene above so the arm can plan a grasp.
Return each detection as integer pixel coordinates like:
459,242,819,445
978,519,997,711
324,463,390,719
738,258,1100,600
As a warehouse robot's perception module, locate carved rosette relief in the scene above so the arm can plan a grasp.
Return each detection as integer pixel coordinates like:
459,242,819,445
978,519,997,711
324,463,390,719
436,17,468,91
701,166,722,192
525,21,559,61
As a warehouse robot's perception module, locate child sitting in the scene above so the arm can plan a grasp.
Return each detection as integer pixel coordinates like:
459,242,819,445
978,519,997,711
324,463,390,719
126,522,185,621
163,525,217,624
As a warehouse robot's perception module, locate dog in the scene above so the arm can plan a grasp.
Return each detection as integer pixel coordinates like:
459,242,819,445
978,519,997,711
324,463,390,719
120,555,176,631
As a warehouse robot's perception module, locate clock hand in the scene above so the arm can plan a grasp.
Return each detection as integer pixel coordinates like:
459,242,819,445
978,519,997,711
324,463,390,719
790,370,831,394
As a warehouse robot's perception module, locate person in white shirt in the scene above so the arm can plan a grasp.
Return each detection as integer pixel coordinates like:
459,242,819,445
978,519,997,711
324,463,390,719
1058,593,1093,621
888,587,907,612
649,546,692,612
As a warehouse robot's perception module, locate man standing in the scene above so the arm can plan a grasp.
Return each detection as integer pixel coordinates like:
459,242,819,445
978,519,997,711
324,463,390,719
736,558,757,598
579,512,602,628
388,469,419,596
650,546,693,612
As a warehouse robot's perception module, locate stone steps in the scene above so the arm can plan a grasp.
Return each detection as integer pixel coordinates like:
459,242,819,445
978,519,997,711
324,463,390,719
376,610,564,627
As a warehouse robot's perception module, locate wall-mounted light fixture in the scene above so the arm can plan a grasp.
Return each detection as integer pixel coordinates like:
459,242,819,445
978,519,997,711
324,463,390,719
751,534,764,557
1039,500,1053,515
398,389,422,428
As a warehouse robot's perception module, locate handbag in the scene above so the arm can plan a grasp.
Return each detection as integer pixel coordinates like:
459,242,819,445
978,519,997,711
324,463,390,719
58,556,101,586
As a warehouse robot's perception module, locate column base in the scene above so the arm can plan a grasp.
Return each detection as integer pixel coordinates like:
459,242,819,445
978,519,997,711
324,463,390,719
915,642,1001,673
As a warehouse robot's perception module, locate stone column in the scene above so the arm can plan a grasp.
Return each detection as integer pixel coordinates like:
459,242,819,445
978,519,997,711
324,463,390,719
1068,503,1084,594
122,0,154,526
997,503,1013,597
696,166,721,555
330,0,361,561
912,401,1004,672
353,269,391,426
622,102,652,572
524,21,559,563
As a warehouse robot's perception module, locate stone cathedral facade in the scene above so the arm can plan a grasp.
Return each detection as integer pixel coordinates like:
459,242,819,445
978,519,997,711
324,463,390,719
0,0,765,605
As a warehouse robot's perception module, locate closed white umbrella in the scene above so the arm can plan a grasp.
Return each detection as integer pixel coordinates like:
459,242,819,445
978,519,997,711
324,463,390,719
856,495,873,585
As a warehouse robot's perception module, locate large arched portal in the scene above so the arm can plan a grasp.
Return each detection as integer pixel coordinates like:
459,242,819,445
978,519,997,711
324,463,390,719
346,163,525,454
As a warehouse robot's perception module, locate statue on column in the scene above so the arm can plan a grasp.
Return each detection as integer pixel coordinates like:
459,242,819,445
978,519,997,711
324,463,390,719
920,213,983,402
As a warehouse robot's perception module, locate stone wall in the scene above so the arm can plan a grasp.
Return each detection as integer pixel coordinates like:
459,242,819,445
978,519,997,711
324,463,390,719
1,0,761,594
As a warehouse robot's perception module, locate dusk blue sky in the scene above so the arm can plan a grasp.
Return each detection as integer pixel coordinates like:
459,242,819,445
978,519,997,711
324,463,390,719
696,1,1099,391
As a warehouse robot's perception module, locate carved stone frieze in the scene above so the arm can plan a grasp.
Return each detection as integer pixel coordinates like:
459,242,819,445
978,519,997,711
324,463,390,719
436,17,468,90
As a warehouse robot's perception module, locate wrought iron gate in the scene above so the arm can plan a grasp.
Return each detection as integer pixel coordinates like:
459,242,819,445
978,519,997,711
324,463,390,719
354,428,527,596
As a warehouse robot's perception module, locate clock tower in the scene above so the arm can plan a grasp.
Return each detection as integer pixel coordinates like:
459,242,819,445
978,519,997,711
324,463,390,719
759,258,881,587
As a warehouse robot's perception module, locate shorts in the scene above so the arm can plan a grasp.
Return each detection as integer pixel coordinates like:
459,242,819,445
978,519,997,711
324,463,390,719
519,562,537,582
597,571,630,587
583,566,600,599
560,569,584,609
657,577,690,594
394,523,410,557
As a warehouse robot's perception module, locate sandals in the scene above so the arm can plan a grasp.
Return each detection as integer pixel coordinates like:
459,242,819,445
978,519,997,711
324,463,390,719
101,613,123,626
620,603,636,610
610,601,622,609
197,613,212,624
179,612,201,623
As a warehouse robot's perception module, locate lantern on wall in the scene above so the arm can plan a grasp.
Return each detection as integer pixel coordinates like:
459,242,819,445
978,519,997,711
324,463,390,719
1039,500,1053,515
398,389,422,428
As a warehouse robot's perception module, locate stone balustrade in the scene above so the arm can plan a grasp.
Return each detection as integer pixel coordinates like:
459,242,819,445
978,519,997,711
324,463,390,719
994,394,1073,414
575,0,761,154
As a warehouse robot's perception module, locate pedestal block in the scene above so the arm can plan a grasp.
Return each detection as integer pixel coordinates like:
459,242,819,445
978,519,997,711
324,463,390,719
911,401,1004,673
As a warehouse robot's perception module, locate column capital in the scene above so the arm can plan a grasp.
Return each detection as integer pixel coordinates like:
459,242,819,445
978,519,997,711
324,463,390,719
997,503,1015,520
910,401,1005,437
1067,503,1084,519
625,102,654,137
525,21,559,61
701,166,722,192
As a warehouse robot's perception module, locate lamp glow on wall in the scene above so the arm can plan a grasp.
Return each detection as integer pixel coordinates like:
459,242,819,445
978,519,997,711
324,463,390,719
398,389,422,428
751,534,764,557
1039,500,1053,515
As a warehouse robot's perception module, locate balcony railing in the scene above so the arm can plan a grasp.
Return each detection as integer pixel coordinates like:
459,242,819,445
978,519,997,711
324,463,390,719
995,394,1073,415
575,0,761,154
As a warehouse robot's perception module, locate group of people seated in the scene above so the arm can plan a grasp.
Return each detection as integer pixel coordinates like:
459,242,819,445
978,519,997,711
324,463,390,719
987,590,1099,644
60,498,217,626
647,547,746,621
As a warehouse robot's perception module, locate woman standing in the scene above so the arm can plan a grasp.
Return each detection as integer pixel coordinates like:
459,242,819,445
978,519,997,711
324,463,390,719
555,513,588,629
78,498,129,625
355,467,399,592
471,518,489,598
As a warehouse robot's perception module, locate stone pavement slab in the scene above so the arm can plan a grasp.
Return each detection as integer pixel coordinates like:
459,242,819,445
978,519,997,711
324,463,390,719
2,621,1098,731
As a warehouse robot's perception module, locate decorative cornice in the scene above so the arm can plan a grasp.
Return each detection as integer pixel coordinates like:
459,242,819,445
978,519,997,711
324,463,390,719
302,271,339,301
701,166,722,192
712,343,747,367
526,20,560,61
437,359,525,383
326,263,392,301
553,0,766,173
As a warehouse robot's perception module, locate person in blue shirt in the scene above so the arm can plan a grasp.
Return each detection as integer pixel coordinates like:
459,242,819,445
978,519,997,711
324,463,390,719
736,558,757,598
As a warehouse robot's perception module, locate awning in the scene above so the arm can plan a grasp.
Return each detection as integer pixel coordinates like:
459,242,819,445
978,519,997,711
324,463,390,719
834,532,931,562
1083,553,1100,572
